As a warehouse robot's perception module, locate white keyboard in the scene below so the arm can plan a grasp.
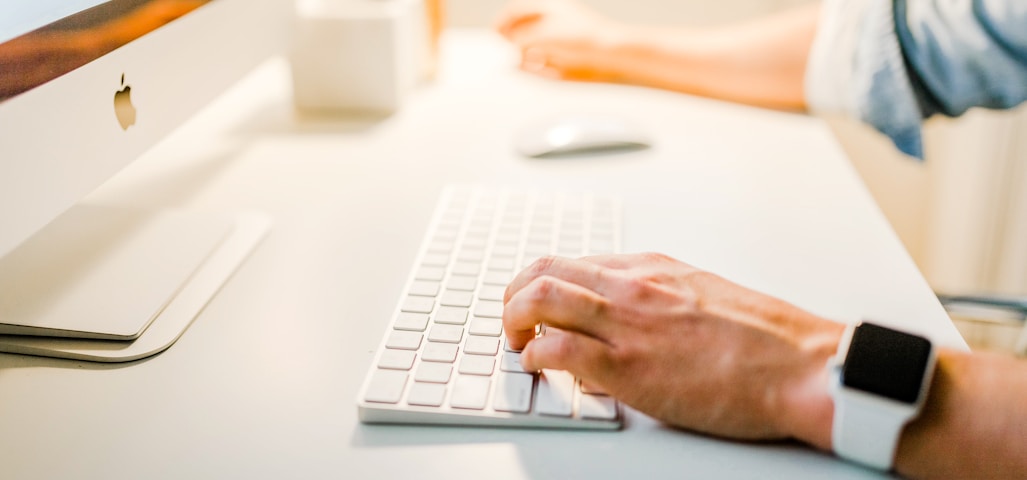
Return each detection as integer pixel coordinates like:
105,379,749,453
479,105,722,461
357,185,623,429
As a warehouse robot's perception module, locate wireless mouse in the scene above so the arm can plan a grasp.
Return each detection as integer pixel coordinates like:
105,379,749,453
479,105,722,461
514,114,651,158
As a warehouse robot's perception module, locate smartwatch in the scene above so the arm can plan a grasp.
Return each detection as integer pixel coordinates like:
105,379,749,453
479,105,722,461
828,321,937,471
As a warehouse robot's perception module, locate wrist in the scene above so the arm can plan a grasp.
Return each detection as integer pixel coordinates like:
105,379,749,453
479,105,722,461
777,320,845,451
587,22,648,81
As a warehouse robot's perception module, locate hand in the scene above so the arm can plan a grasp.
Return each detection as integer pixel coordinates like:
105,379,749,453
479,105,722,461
494,0,630,82
502,253,843,447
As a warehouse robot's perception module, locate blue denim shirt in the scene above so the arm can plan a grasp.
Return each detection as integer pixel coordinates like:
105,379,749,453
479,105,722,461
805,0,1027,159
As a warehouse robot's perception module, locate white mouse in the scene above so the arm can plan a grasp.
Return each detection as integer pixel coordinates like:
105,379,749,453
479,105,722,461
514,115,651,158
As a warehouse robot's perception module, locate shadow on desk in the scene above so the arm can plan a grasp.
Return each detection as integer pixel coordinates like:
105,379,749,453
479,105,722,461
349,419,857,478
228,101,396,139
0,352,147,371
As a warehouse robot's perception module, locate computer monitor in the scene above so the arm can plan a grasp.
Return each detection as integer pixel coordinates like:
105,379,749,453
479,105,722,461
0,0,291,357
0,0,291,259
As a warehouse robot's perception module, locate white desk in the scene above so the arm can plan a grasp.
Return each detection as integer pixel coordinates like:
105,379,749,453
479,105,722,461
0,31,964,479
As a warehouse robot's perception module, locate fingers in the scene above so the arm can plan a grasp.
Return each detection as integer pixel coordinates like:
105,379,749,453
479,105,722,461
521,43,632,83
520,47,560,78
580,253,651,270
504,254,657,304
519,328,613,384
494,0,547,39
504,256,613,304
519,46,587,80
496,11,542,40
502,273,612,351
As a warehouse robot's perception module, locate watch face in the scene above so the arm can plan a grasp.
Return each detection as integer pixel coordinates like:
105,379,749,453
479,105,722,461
841,323,932,404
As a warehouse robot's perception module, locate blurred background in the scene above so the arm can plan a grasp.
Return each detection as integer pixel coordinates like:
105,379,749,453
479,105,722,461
446,0,1027,353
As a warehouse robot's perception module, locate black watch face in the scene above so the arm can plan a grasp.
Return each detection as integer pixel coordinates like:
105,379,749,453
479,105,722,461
841,323,932,404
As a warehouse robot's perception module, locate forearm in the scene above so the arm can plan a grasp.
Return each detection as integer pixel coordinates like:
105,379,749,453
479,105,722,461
894,350,1027,479
785,346,1027,478
607,4,820,110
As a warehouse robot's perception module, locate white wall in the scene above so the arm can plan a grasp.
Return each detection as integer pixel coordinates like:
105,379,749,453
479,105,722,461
447,0,1027,297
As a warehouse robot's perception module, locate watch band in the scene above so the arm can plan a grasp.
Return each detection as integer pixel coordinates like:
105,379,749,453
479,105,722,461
831,389,912,470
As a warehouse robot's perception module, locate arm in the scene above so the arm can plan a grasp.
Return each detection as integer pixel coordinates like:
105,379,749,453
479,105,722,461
806,0,1027,158
897,349,1027,478
495,0,820,110
502,253,1027,478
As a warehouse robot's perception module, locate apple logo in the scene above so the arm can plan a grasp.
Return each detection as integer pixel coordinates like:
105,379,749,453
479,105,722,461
114,74,136,130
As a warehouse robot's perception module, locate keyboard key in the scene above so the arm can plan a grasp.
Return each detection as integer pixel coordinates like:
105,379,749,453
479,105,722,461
494,233,520,246
474,300,504,318
421,342,459,363
579,393,618,420
462,236,488,248
450,376,491,410
364,369,408,404
434,228,459,241
446,275,478,291
428,324,464,344
492,372,534,413
378,349,416,370
401,296,435,314
490,245,518,258
469,318,503,337
464,336,500,356
434,306,468,325
415,362,453,383
457,249,485,262
415,266,446,281
408,280,440,297
525,238,549,251
536,369,575,417
560,232,583,244
527,233,550,244
407,382,447,407
488,260,516,273
440,291,473,308
477,285,506,302
483,271,513,286
422,253,450,267
452,262,481,276
500,352,528,373
386,331,423,350
459,355,496,376
393,312,429,332
427,240,454,254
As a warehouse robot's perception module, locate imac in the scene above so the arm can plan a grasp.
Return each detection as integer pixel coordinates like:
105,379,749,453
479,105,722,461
0,0,292,360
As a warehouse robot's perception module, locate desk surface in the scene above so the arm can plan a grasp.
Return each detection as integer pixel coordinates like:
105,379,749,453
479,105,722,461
0,31,963,479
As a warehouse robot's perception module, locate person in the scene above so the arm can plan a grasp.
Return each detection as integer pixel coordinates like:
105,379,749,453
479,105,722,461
496,0,1027,159
495,1,1027,478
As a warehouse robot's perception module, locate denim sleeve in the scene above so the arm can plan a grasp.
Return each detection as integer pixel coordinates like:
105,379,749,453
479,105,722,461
805,0,1027,159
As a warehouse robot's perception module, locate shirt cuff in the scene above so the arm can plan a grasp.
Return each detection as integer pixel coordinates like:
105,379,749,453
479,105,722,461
804,0,925,159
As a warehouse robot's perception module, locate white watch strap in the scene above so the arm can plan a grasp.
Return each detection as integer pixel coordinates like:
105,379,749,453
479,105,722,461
832,389,912,471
